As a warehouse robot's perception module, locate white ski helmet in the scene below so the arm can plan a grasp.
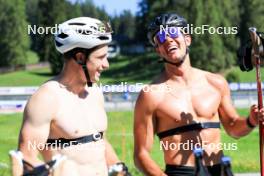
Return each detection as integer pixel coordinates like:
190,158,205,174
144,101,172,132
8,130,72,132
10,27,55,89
55,17,112,54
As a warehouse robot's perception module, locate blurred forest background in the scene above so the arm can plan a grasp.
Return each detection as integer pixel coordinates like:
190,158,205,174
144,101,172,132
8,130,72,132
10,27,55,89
0,0,264,80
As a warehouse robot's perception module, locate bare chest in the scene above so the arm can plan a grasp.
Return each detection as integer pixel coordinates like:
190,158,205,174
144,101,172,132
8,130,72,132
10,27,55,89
50,92,107,138
157,82,221,123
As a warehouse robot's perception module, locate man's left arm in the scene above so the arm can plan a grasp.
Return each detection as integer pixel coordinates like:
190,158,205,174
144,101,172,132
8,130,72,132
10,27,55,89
105,138,120,165
105,138,131,176
217,75,264,138
98,90,130,175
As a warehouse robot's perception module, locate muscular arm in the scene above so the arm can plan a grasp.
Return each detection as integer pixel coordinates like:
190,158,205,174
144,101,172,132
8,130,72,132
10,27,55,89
134,90,166,176
105,138,120,166
216,75,257,138
18,86,57,166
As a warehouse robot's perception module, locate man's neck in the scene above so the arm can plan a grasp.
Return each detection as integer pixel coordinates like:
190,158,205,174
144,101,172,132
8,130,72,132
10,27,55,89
57,64,88,95
164,56,192,84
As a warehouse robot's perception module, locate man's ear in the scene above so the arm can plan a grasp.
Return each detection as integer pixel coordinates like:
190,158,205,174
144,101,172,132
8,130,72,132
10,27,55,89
184,35,192,47
74,52,86,64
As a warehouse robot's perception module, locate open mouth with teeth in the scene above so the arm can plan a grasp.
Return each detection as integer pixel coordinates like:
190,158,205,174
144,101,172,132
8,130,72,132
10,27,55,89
167,46,178,53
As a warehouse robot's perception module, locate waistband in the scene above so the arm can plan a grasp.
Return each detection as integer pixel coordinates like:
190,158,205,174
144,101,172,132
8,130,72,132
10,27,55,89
165,164,221,176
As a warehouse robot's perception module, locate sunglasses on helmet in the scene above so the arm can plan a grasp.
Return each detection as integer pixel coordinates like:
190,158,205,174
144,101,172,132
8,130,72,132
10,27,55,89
96,21,113,34
155,27,182,44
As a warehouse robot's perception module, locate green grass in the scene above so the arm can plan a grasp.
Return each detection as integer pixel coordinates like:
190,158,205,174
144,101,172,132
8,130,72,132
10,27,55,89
1,53,263,87
0,109,261,175
224,66,264,83
0,113,22,176
103,54,162,84
0,54,161,86
0,67,52,86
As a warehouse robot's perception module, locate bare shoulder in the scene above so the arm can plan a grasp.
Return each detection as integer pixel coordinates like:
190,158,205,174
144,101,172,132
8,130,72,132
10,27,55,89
32,81,60,102
136,80,165,110
92,83,104,95
24,81,60,122
91,83,104,104
202,70,229,94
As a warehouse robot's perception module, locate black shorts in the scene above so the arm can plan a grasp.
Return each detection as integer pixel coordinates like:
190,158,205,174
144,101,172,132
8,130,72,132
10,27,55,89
165,164,221,176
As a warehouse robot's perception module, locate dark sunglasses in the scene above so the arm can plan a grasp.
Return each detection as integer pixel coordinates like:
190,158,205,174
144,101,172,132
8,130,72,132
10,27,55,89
155,27,182,44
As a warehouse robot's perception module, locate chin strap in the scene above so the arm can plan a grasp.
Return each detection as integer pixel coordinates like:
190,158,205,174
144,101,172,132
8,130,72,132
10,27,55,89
81,64,93,87
161,58,185,66
74,50,93,87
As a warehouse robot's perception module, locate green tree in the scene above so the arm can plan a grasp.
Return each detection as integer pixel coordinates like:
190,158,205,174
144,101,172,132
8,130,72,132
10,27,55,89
80,0,109,20
135,0,151,42
119,10,135,40
111,10,135,43
26,0,39,52
65,1,82,19
218,0,239,68
111,14,121,35
81,0,99,18
188,0,239,71
0,0,29,67
239,0,264,44
189,0,226,71
36,0,67,74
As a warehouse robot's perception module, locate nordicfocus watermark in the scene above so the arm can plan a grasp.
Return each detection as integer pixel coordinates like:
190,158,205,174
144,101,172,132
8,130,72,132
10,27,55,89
27,140,105,151
160,24,238,35
160,140,238,151
27,23,110,35
96,82,174,93
98,82,144,93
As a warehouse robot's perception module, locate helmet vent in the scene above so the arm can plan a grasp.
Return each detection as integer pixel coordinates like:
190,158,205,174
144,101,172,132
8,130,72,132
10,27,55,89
77,30,92,35
68,22,85,26
57,33,69,39
55,40,63,47
90,26,98,31
97,36,109,40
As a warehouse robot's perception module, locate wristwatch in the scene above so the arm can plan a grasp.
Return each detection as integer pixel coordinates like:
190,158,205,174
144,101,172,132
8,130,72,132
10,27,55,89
246,116,257,128
108,162,131,176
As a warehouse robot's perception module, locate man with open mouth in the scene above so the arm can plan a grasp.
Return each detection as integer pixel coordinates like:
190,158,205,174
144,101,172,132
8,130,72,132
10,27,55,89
133,13,264,176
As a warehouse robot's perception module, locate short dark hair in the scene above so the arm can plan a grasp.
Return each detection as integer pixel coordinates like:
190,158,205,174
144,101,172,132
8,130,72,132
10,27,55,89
63,47,97,60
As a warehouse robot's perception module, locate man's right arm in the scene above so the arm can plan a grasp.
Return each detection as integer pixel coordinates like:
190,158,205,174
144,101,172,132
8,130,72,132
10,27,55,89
134,89,166,176
18,86,57,166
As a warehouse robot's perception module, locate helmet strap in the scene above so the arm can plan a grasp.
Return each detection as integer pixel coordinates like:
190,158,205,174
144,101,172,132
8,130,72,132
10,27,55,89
162,58,184,66
81,64,93,87
73,50,93,87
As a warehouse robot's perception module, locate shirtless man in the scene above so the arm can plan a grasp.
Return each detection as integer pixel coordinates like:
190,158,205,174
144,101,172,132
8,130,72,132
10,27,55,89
133,13,264,176
13,17,130,176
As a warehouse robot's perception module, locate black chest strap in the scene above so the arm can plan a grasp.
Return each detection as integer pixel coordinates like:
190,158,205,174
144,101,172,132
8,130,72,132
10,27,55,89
157,122,220,139
46,132,103,148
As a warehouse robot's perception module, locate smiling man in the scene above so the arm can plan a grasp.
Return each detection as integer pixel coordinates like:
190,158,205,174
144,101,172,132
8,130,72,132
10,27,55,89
133,13,264,176
11,17,131,176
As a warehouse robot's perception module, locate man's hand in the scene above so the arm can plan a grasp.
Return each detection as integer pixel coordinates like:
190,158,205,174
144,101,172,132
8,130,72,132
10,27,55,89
249,104,264,126
108,162,132,176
